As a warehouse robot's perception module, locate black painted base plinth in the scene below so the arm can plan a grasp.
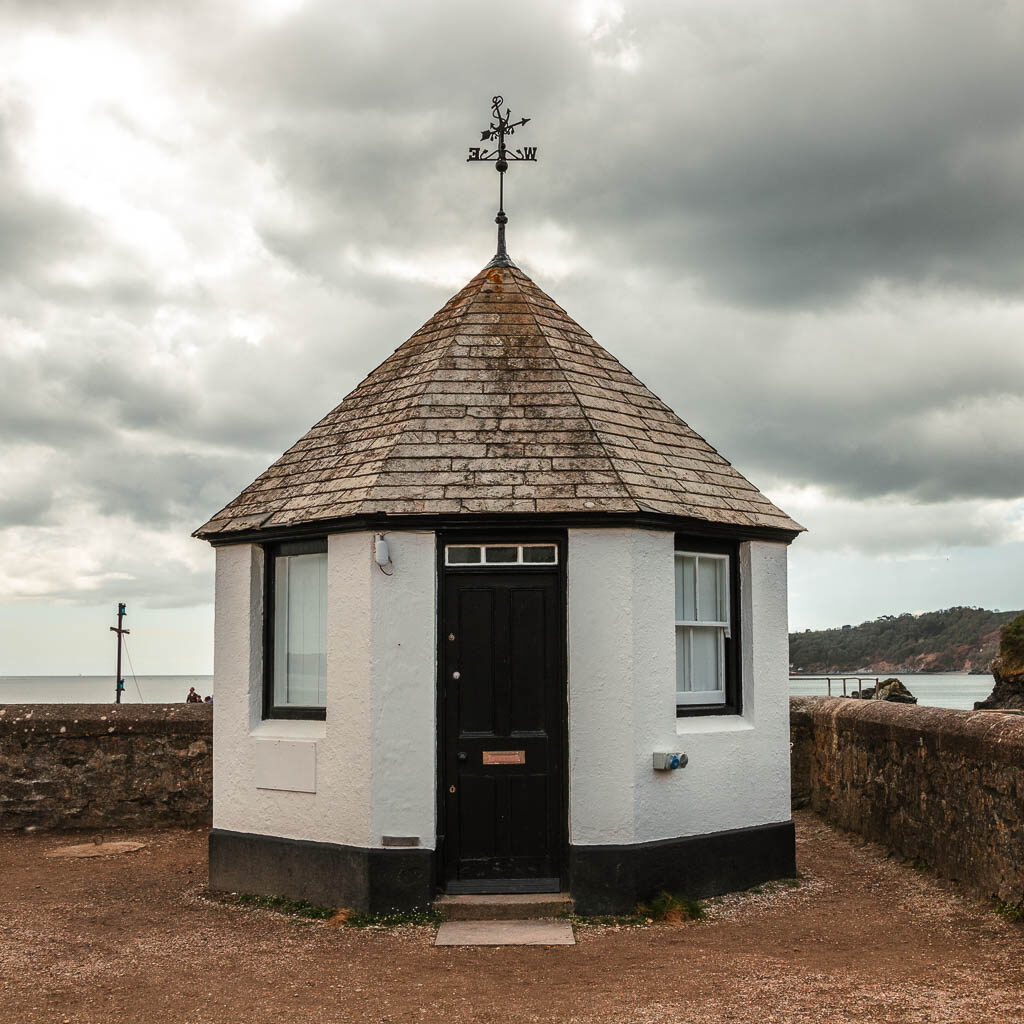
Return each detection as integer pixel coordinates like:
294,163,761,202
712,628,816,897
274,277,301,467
210,819,795,916
208,829,435,912
569,819,796,915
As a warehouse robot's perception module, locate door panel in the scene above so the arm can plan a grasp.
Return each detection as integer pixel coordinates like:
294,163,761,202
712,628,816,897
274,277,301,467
509,588,546,732
457,588,495,733
442,567,564,890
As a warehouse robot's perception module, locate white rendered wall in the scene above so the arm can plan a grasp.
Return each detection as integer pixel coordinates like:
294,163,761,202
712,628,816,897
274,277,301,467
214,527,789,852
567,529,791,846
211,531,437,850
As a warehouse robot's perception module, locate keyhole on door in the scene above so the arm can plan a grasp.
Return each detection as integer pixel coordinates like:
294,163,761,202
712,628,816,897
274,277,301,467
449,785,456,794
452,670,460,680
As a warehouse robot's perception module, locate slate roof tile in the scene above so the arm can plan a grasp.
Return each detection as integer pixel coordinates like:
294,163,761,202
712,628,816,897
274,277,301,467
196,261,801,538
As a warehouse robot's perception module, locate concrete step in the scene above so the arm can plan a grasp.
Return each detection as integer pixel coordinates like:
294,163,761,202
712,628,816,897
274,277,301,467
434,892,574,921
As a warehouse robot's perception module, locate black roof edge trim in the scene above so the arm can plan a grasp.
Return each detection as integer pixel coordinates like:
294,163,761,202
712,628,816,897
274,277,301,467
198,511,802,548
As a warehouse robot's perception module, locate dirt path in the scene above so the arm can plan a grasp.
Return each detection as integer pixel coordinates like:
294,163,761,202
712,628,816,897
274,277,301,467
0,812,1021,1023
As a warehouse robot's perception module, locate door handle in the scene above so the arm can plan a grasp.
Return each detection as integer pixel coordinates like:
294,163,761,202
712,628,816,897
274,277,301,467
457,751,468,762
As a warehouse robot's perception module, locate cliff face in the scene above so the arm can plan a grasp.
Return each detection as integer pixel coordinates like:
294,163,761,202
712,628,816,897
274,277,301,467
975,614,1024,710
790,607,1020,675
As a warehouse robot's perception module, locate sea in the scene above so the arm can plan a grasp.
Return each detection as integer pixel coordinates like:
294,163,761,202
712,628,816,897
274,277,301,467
788,672,994,711
0,671,996,710
0,675,215,705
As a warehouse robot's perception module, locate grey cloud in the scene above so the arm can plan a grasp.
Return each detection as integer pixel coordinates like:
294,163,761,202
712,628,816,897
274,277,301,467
784,494,1019,559
76,449,254,527
546,3,1024,307
0,117,95,286
101,560,213,610
2,0,1024,625
0,478,56,528
757,429,1024,504
221,1,578,114
197,1,1024,308
653,369,1024,507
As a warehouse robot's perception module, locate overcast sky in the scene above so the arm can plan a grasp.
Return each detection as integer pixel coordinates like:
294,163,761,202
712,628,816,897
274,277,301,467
2,0,1023,674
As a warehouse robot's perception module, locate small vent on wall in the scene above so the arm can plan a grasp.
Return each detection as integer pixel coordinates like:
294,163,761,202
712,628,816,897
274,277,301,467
381,836,420,848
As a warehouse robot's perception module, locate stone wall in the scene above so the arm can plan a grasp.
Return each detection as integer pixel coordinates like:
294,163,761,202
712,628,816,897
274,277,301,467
790,696,1024,903
0,704,212,831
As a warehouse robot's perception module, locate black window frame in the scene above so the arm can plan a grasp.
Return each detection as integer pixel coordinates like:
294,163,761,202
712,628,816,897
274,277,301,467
263,537,328,721
674,535,742,718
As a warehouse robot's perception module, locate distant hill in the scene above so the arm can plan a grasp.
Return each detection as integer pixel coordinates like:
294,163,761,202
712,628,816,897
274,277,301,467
789,607,1024,675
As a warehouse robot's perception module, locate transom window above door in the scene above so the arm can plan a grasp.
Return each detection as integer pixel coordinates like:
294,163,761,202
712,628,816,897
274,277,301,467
445,543,558,566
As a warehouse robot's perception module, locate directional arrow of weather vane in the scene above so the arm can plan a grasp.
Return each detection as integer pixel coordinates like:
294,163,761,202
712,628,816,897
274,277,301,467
467,95,537,264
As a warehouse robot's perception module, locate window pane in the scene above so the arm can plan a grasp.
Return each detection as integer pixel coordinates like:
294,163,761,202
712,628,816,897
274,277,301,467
522,545,556,563
274,552,327,708
690,626,722,691
697,557,724,622
675,555,696,620
676,625,724,699
675,627,691,692
447,546,481,564
484,546,518,563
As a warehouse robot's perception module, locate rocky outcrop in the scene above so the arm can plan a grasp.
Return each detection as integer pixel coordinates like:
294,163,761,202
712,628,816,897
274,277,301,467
874,677,917,703
974,614,1024,711
847,678,917,703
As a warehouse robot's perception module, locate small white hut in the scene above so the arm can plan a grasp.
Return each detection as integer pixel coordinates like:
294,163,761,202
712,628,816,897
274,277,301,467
195,253,802,914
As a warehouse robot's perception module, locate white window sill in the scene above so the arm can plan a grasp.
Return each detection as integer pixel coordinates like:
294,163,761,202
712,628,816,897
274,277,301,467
250,719,326,741
676,715,754,736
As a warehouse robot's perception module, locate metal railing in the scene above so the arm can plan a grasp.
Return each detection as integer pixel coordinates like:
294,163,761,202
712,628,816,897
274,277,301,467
789,675,880,697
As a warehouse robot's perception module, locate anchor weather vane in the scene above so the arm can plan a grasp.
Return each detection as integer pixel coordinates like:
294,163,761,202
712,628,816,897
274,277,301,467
467,95,537,265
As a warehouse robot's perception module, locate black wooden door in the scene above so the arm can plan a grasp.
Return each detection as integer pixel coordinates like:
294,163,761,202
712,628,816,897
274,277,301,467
441,569,564,892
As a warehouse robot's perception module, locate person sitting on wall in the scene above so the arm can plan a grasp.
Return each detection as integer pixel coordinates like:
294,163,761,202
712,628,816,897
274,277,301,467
203,695,213,704
185,687,200,703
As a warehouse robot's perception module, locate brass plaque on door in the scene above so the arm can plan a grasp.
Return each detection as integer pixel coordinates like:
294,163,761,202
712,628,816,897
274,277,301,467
482,750,526,765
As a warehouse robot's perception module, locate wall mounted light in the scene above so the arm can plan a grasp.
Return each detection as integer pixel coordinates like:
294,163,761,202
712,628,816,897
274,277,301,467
374,533,394,575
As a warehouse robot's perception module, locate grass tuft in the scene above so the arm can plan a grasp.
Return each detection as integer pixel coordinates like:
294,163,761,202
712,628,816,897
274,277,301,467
344,907,442,928
636,890,705,924
993,898,1024,923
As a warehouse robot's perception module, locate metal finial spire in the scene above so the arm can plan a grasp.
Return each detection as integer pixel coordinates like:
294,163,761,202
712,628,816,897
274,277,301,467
467,95,537,266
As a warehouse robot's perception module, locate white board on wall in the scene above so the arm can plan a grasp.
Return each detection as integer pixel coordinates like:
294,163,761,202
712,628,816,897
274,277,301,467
253,739,317,794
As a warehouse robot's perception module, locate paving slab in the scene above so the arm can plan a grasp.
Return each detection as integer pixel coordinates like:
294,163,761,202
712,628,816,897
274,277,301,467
44,840,146,858
434,919,575,946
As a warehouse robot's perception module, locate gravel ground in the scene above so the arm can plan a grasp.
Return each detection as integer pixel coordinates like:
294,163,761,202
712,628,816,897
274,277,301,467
1,811,1021,1023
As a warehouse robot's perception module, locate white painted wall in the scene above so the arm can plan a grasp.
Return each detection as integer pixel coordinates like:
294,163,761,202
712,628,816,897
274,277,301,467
211,531,437,850
213,525,790,854
567,529,791,845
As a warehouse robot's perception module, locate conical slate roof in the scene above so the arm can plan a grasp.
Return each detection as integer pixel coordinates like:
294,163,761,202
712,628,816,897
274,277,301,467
195,261,800,539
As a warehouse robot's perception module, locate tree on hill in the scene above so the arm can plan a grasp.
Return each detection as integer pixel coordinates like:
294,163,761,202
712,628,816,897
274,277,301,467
789,606,1023,674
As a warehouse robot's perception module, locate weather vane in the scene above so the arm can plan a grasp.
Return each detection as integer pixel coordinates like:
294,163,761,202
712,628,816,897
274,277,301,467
467,95,537,265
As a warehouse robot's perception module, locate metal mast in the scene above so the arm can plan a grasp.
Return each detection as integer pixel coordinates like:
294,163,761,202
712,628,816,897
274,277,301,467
110,602,129,704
